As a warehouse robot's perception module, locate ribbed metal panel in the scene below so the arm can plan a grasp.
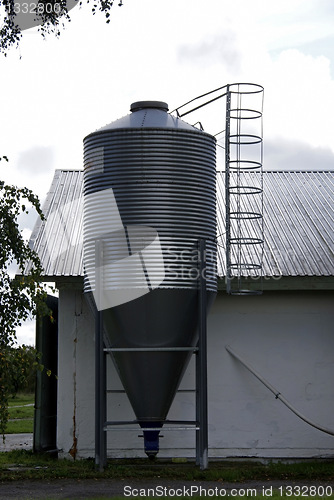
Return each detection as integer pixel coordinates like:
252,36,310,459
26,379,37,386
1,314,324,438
25,169,83,278
27,170,334,280
83,120,217,297
217,170,334,277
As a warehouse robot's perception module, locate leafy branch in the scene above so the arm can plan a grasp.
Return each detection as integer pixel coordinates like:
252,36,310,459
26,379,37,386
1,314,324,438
0,157,51,436
0,0,124,55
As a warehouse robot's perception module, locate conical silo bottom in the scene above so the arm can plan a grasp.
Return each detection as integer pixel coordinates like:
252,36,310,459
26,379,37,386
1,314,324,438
102,288,215,456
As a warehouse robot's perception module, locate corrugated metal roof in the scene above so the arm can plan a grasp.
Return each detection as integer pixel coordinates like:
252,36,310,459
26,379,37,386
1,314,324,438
28,169,334,279
217,170,334,277
27,169,83,278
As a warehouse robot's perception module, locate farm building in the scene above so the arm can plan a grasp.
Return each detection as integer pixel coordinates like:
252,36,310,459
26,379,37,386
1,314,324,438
29,167,334,461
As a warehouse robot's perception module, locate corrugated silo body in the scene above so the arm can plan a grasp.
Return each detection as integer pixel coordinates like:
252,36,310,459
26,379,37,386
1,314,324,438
83,101,216,456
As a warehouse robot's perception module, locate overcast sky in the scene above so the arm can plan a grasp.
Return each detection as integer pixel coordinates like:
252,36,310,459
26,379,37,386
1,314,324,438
1,0,334,344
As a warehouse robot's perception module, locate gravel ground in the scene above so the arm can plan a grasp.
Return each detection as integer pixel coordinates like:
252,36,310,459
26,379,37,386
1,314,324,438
0,434,33,453
1,478,334,500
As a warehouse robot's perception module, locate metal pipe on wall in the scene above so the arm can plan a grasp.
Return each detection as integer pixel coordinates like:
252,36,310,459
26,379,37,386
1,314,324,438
226,344,334,437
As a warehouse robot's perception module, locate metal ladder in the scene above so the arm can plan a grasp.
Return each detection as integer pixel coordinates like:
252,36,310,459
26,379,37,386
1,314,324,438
224,83,264,294
171,82,264,295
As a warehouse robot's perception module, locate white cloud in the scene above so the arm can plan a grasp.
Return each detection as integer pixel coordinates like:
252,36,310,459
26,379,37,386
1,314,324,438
17,146,54,174
260,50,334,152
265,138,334,171
21,227,33,241
15,319,35,346
178,31,242,73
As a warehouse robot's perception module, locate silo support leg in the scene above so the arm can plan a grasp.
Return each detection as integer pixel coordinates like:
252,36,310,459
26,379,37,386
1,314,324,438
196,239,208,470
95,309,107,471
195,350,200,466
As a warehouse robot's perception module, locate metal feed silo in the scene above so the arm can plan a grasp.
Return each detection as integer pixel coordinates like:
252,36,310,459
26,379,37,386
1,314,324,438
83,101,216,457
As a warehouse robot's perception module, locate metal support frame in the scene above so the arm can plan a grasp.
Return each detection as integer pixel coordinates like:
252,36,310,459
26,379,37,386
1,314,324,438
196,238,208,469
95,309,106,471
94,238,209,470
95,239,107,471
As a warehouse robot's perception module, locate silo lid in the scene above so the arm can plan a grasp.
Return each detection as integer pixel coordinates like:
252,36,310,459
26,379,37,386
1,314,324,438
131,101,169,112
87,101,215,135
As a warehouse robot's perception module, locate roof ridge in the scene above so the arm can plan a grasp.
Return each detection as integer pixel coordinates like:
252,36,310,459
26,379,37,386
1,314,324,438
55,168,83,172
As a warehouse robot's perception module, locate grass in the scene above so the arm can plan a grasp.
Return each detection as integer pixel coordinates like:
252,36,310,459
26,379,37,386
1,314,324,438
5,419,33,434
0,453,334,500
6,393,34,434
0,451,334,483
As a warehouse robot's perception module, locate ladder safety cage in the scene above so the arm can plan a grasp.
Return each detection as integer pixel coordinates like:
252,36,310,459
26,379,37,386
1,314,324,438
224,83,264,295
172,82,264,295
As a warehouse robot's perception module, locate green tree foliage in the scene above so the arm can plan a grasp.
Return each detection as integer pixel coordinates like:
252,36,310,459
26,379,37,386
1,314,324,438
0,0,123,55
8,344,40,394
0,156,49,436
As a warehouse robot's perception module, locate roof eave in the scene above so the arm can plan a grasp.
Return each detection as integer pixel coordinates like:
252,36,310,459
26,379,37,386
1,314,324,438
218,275,334,291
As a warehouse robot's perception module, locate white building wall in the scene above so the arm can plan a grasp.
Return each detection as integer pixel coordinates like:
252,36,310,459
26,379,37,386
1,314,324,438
207,292,334,459
57,287,334,460
57,286,95,458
